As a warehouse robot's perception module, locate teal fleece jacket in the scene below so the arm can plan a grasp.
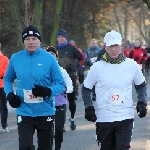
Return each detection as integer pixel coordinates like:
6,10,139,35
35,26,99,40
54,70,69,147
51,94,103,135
4,48,66,117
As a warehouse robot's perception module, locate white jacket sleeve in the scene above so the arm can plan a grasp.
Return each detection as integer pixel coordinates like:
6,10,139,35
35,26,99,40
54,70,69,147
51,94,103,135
60,67,73,93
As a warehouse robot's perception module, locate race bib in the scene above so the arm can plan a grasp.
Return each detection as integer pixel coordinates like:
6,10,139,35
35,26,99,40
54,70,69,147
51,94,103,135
105,90,125,106
90,57,97,63
23,89,43,103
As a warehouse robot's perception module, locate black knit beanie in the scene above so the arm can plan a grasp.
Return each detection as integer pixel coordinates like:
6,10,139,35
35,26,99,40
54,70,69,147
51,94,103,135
22,25,42,43
57,29,67,38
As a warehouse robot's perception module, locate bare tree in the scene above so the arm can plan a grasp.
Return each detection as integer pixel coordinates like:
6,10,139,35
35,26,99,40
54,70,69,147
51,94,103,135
50,0,64,46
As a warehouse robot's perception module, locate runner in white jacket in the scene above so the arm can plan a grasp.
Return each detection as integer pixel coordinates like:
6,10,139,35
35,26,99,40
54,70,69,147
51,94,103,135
82,30,147,150
46,46,73,150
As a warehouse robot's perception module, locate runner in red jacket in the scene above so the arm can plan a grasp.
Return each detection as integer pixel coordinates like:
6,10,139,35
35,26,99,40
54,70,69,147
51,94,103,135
129,39,148,71
123,45,132,58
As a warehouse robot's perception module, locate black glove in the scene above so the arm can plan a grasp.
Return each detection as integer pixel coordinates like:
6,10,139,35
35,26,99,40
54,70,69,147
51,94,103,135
136,101,147,118
32,85,51,97
85,106,97,122
134,56,139,61
7,92,21,108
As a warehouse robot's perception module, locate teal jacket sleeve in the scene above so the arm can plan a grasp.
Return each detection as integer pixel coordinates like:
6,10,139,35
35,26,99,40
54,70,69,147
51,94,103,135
4,57,16,96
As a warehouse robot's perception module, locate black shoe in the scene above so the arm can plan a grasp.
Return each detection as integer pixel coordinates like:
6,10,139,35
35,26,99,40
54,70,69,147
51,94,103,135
92,96,96,101
69,118,76,131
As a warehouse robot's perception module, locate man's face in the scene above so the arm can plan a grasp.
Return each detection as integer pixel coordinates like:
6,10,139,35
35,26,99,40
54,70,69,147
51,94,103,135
105,44,122,59
57,35,66,44
90,40,97,48
134,40,141,47
24,36,41,52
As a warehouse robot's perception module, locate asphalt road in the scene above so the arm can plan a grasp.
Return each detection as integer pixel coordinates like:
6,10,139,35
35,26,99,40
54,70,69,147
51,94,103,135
0,73,150,150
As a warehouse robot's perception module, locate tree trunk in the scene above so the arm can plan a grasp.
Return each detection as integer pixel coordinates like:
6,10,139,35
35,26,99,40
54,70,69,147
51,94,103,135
32,0,44,34
50,0,64,46
8,0,23,49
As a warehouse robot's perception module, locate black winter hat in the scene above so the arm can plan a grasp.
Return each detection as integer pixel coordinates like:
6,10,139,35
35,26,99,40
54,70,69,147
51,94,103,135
22,25,42,43
46,46,58,57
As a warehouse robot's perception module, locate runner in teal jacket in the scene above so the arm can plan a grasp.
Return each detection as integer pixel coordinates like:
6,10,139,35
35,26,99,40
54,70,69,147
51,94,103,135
4,47,66,117
4,25,66,150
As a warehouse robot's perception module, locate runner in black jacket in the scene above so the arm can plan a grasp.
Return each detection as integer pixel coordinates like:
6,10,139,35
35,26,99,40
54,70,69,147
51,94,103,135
56,29,83,131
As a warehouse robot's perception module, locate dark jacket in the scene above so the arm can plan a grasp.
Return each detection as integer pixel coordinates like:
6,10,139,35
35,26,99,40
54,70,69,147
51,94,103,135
86,46,100,66
56,44,82,73
96,49,106,61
